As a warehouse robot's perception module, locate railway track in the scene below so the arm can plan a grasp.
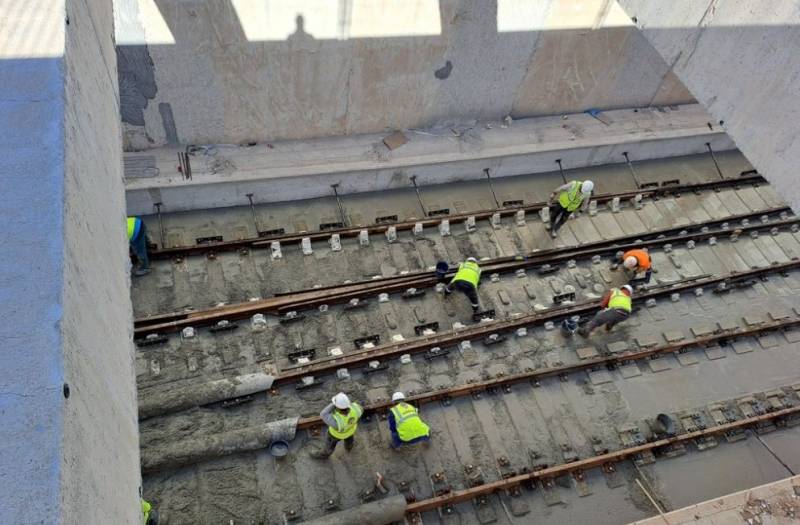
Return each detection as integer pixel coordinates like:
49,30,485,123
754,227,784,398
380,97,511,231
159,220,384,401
133,206,795,336
136,159,800,525
137,259,800,420
405,401,800,517
146,173,766,260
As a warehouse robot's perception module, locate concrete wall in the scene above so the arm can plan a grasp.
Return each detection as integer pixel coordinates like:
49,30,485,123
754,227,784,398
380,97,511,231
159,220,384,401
618,0,800,211
114,0,694,149
124,104,734,214
0,0,139,522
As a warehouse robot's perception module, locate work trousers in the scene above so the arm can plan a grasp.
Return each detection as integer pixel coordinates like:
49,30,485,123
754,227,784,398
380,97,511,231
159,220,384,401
130,222,150,269
320,432,355,457
549,203,571,234
446,280,480,311
584,308,629,333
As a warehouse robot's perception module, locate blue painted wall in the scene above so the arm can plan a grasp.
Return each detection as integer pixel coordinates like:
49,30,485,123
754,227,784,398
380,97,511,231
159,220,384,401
0,55,67,522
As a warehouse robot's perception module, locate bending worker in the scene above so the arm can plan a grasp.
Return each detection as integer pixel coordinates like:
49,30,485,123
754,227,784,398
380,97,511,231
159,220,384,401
444,257,481,312
547,180,594,238
614,248,652,283
579,284,633,336
313,392,363,459
128,216,151,277
388,392,431,449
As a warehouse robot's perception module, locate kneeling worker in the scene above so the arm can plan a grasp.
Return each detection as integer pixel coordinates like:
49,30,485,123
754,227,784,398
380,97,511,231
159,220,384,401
314,392,363,459
616,248,652,283
444,257,481,312
547,180,594,238
388,392,431,449
579,284,633,336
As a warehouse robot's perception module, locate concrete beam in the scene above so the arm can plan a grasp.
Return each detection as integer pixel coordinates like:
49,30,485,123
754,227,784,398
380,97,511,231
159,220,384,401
618,0,800,211
0,0,138,521
124,104,734,214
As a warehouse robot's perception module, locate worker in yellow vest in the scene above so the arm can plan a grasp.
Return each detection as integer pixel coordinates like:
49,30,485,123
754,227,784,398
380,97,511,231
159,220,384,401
578,284,633,336
444,257,481,312
141,498,159,524
128,216,150,276
313,392,364,459
547,180,594,238
388,392,431,449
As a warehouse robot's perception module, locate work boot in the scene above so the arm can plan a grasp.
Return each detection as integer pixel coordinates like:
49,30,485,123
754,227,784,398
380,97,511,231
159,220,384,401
550,230,558,239
133,267,151,277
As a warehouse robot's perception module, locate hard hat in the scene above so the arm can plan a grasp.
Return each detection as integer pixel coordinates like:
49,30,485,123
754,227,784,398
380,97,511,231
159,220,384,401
466,257,478,263
623,256,638,269
581,180,594,194
392,391,405,402
332,392,351,409
621,284,633,294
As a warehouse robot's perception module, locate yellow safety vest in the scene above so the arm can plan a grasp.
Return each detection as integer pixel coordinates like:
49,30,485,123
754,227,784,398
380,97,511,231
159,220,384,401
141,499,152,524
558,181,585,212
608,288,632,313
328,403,363,439
390,402,430,442
450,261,481,287
127,217,140,240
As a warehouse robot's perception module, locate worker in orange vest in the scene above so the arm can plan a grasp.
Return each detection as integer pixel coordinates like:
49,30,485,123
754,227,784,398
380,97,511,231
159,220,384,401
614,248,652,283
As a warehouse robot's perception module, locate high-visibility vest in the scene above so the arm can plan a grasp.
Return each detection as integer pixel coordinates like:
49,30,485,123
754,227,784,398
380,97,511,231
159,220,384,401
127,217,141,241
608,288,632,313
390,402,430,442
623,249,651,270
450,261,481,287
141,499,152,524
558,181,585,212
328,402,363,439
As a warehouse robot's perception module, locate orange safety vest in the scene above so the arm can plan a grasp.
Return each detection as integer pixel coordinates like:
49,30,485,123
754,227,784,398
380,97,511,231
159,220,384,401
623,249,651,270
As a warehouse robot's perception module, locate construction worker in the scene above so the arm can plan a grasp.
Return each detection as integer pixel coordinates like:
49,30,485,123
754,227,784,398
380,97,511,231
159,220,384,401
547,180,594,238
614,248,652,283
444,257,481,312
578,284,633,336
141,498,159,525
128,216,151,276
313,392,363,459
388,392,431,449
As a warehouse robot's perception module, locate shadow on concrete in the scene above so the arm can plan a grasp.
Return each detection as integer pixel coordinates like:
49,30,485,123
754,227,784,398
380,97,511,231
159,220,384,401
116,0,694,148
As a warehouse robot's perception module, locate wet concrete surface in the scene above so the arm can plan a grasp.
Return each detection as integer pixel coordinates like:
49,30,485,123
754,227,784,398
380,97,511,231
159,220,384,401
132,151,800,524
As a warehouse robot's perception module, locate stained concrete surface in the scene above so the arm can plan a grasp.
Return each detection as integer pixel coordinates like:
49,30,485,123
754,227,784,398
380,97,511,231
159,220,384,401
131,153,800,524
114,0,693,149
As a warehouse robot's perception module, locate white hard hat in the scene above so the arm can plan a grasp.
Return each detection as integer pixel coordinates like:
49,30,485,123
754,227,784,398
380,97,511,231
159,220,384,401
466,257,478,263
332,392,351,409
623,256,638,270
392,391,405,402
621,284,633,294
581,180,594,194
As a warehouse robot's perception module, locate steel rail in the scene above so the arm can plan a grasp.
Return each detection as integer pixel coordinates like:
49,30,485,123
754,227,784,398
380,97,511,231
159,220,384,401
133,206,793,335
148,174,766,259
293,317,800,430
404,404,800,514
269,259,800,386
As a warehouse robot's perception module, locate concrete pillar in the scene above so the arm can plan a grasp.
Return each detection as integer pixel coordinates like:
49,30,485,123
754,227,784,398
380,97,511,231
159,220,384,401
618,0,800,210
0,1,138,522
